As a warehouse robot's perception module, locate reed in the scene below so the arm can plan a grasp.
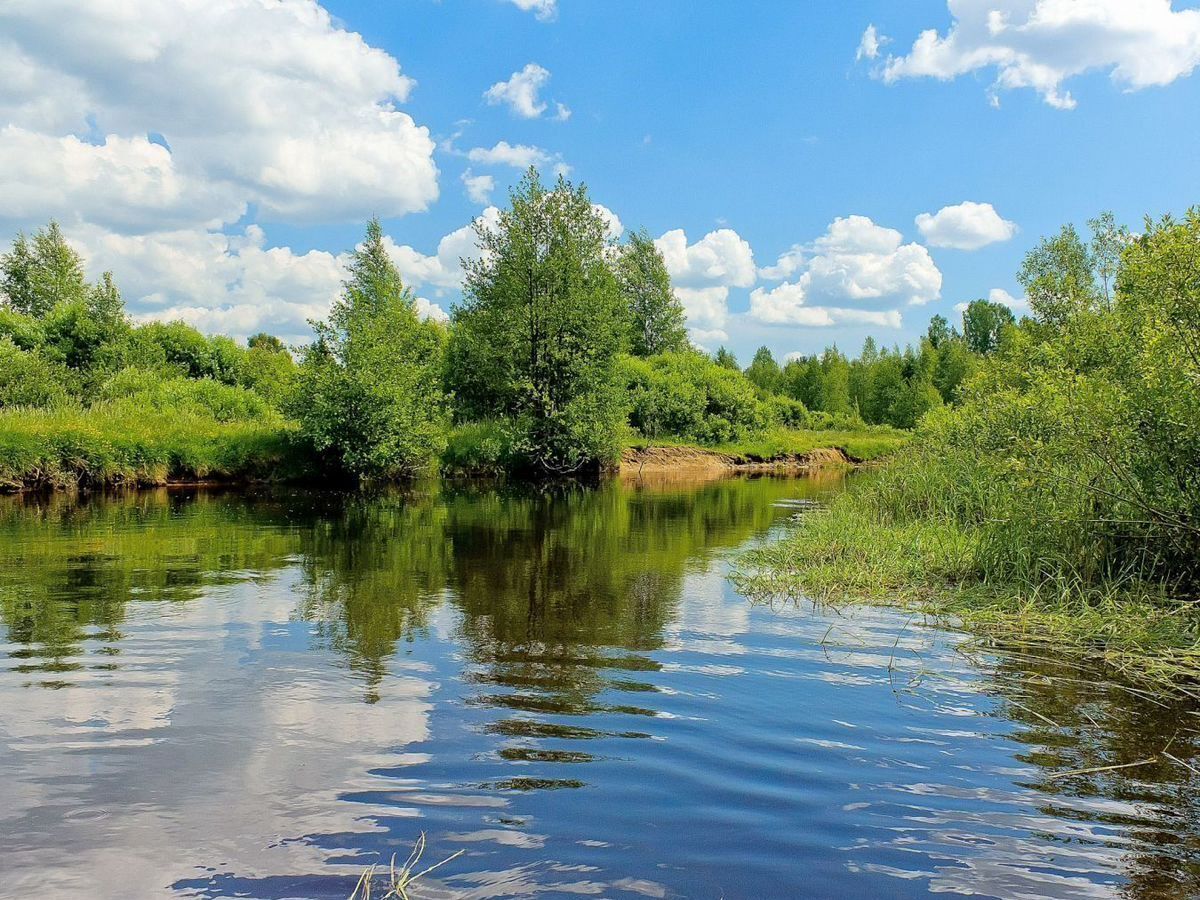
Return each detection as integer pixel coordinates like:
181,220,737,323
733,473,1200,693
349,833,463,900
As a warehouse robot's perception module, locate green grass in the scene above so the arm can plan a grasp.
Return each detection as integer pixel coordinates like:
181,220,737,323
623,426,909,463
0,403,303,491
733,485,1200,692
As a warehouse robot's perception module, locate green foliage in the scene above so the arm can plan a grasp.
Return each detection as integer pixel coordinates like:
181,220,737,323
961,297,1016,355
0,222,88,317
0,307,45,350
931,337,976,403
713,346,739,370
0,337,69,409
1018,223,1098,326
926,314,951,349
240,343,296,407
746,208,1200,642
451,169,627,473
97,368,275,423
620,351,766,444
294,218,449,480
248,332,287,353
0,404,299,491
441,421,519,476
127,321,235,381
744,345,783,396
764,395,810,430
616,229,688,357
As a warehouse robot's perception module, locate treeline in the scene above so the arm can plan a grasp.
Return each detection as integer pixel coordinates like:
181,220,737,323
1,169,997,485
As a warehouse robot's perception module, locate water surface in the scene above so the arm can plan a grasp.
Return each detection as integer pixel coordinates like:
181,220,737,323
0,475,1197,899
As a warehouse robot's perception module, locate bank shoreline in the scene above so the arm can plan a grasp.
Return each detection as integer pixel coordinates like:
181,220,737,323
618,444,859,477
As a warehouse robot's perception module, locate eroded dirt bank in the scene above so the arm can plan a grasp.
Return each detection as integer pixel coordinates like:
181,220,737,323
619,445,856,478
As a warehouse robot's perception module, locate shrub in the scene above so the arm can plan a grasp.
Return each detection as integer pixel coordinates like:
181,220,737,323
441,421,518,476
97,368,276,423
764,395,810,429
619,351,765,444
0,337,69,409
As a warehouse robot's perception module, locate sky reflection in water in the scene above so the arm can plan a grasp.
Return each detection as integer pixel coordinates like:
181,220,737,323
0,476,1197,899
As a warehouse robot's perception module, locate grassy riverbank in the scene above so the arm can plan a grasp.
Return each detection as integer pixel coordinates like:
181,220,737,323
733,478,1200,690
735,211,1200,694
0,405,301,491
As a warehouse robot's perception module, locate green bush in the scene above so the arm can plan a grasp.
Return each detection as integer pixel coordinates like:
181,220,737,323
0,337,69,409
843,209,1200,592
764,395,810,429
0,308,44,351
620,351,765,444
441,421,518,476
97,368,276,422
292,219,450,480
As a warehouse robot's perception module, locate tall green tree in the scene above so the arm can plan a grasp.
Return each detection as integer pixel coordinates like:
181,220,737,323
450,169,627,472
1088,211,1131,309
926,314,951,349
293,218,449,479
744,345,782,396
616,230,688,356
0,222,88,318
248,332,287,353
961,298,1016,355
1018,223,1098,326
714,346,739,371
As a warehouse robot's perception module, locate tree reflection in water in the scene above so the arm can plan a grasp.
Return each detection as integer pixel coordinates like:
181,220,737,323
0,474,1196,899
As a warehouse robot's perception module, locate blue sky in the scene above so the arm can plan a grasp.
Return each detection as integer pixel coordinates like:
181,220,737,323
2,0,1199,360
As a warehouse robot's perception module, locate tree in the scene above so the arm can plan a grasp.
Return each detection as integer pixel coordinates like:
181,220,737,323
0,222,88,318
744,345,782,396
819,347,852,417
1018,224,1098,327
248,332,287,353
926,314,950,349
616,230,687,356
293,218,449,479
714,346,739,370
961,298,1016,355
450,169,627,472
932,337,975,403
1088,211,1130,309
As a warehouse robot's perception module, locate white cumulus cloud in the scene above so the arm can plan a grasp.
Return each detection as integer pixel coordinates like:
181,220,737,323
505,0,557,21
878,0,1200,109
484,63,558,119
653,228,756,346
466,141,569,176
0,0,444,340
71,224,345,341
461,170,496,205
383,207,503,295
655,228,757,289
750,215,942,328
857,24,886,61
915,201,1017,250
0,0,438,226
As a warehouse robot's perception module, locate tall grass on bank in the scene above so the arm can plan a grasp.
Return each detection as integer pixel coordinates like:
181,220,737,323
0,403,301,491
733,457,1200,691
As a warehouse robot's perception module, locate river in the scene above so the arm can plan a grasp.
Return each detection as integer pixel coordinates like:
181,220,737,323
0,474,1197,899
